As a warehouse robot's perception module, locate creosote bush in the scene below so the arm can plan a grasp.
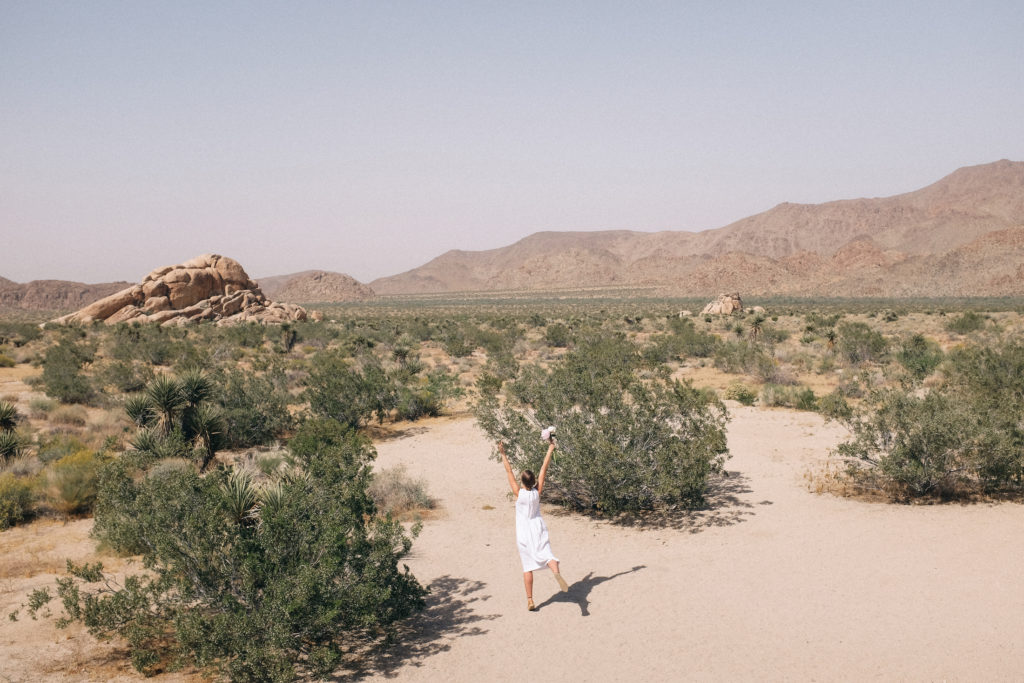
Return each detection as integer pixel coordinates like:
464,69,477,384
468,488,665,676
475,333,729,513
29,417,426,681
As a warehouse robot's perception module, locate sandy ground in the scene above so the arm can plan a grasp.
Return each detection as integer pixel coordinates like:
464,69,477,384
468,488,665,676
364,408,1024,682
3,407,1024,681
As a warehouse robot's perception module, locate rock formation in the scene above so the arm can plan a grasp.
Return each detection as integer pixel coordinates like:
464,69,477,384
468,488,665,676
701,293,744,315
0,278,132,312
52,254,306,326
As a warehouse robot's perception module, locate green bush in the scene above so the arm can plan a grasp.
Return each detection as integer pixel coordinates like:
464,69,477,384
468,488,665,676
837,321,888,365
475,333,729,512
217,370,293,448
897,334,944,380
41,340,96,404
47,450,107,516
38,419,427,680
724,382,757,406
816,390,852,420
0,472,34,529
836,390,1002,498
945,311,986,334
0,354,15,368
305,352,396,428
544,322,572,348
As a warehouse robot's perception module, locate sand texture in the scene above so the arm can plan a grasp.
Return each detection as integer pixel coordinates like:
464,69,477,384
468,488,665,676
3,407,1023,681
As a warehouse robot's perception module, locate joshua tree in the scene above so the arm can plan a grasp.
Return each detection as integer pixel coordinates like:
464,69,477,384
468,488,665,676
749,314,766,342
824,328,838,353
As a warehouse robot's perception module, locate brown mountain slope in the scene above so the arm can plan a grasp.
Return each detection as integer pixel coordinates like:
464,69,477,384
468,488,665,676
257,270,375,303
371,159,1024,296
0,278,133,311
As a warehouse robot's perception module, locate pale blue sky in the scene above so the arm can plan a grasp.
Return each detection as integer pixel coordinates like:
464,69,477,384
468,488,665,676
2,1,1022,283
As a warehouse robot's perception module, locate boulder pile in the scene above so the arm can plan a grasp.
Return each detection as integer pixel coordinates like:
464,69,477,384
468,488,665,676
52,254,307,326
700,293,744,315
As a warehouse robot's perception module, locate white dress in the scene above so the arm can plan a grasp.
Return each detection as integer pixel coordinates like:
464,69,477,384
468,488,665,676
515,487,557,572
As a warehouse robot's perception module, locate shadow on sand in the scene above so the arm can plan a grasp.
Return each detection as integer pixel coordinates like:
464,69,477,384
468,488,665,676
549,469,762,533
534,565,647,616
333,576,499,680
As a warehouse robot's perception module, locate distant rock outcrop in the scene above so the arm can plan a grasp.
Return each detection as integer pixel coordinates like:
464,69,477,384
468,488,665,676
52,254,306,326
258,270,375,303
701,293,744,315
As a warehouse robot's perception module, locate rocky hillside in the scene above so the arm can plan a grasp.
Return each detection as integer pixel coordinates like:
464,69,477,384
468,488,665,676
258,270,375,303
0,278,132,311
371,159,1024,296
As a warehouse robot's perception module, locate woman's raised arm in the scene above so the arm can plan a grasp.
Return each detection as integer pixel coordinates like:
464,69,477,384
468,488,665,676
537,439,556,495
499,443,519,497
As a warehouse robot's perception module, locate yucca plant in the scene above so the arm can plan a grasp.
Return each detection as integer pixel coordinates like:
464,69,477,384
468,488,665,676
257,480,286,520
0,400,19,432
124,394,157,428
191,403,225,472
146,375,184,435
221,470,259,524
0,430,23,463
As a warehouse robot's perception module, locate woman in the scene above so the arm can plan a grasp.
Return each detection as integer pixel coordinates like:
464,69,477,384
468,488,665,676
499,438,569,611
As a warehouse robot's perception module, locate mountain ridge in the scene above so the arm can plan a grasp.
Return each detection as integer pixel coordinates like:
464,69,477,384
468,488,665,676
370,159,1024,296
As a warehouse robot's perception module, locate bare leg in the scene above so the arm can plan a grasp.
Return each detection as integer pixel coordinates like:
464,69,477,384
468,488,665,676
523,571,535,610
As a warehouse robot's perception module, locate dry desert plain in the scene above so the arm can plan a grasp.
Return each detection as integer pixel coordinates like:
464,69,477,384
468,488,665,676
3,402,1024,681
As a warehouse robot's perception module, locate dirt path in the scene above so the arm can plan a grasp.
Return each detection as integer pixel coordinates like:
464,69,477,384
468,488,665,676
365,407,1024,682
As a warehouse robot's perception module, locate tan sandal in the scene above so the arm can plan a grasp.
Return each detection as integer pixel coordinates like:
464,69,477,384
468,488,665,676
527,598,536,611
555,572,569,592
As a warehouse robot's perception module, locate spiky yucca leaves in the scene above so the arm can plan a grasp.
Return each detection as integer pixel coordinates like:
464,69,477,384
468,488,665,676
0,400,19,432
145,375,184,435
221,470,259,524
178,368,214,408
124,394,157,428
129,427,187,463
190,403,225,472
0,430,23,463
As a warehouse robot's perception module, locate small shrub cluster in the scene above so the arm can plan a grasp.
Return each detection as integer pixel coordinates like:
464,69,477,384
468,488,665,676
476,333,730,513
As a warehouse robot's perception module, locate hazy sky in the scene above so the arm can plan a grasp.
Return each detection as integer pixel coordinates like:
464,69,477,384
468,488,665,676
2,1,1022,284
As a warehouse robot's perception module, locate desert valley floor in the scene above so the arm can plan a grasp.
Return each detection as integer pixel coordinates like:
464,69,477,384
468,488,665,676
3,403,1023,682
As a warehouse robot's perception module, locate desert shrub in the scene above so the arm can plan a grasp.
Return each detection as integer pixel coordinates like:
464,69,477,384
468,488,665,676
897,333,944,380
440,324,474,358
759,383,793,408
724,382,757,406
36,434,88,464
714,339,773,375
101,359,155,393
394,370,463,421
305,352,396,428
475,333,729,513
945,311,986,334
47,450,107,516
544,322,572,348
0,473,34,529
837,321,888,365
816,390,852,420
835,389,1010,498
50,404,88,427
794,387,818,411
0,322,42,347
28,397,56,419
216,370,293,448
41,339,96,404
369,465,436,516
37,420,426,680
0,353,15,368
